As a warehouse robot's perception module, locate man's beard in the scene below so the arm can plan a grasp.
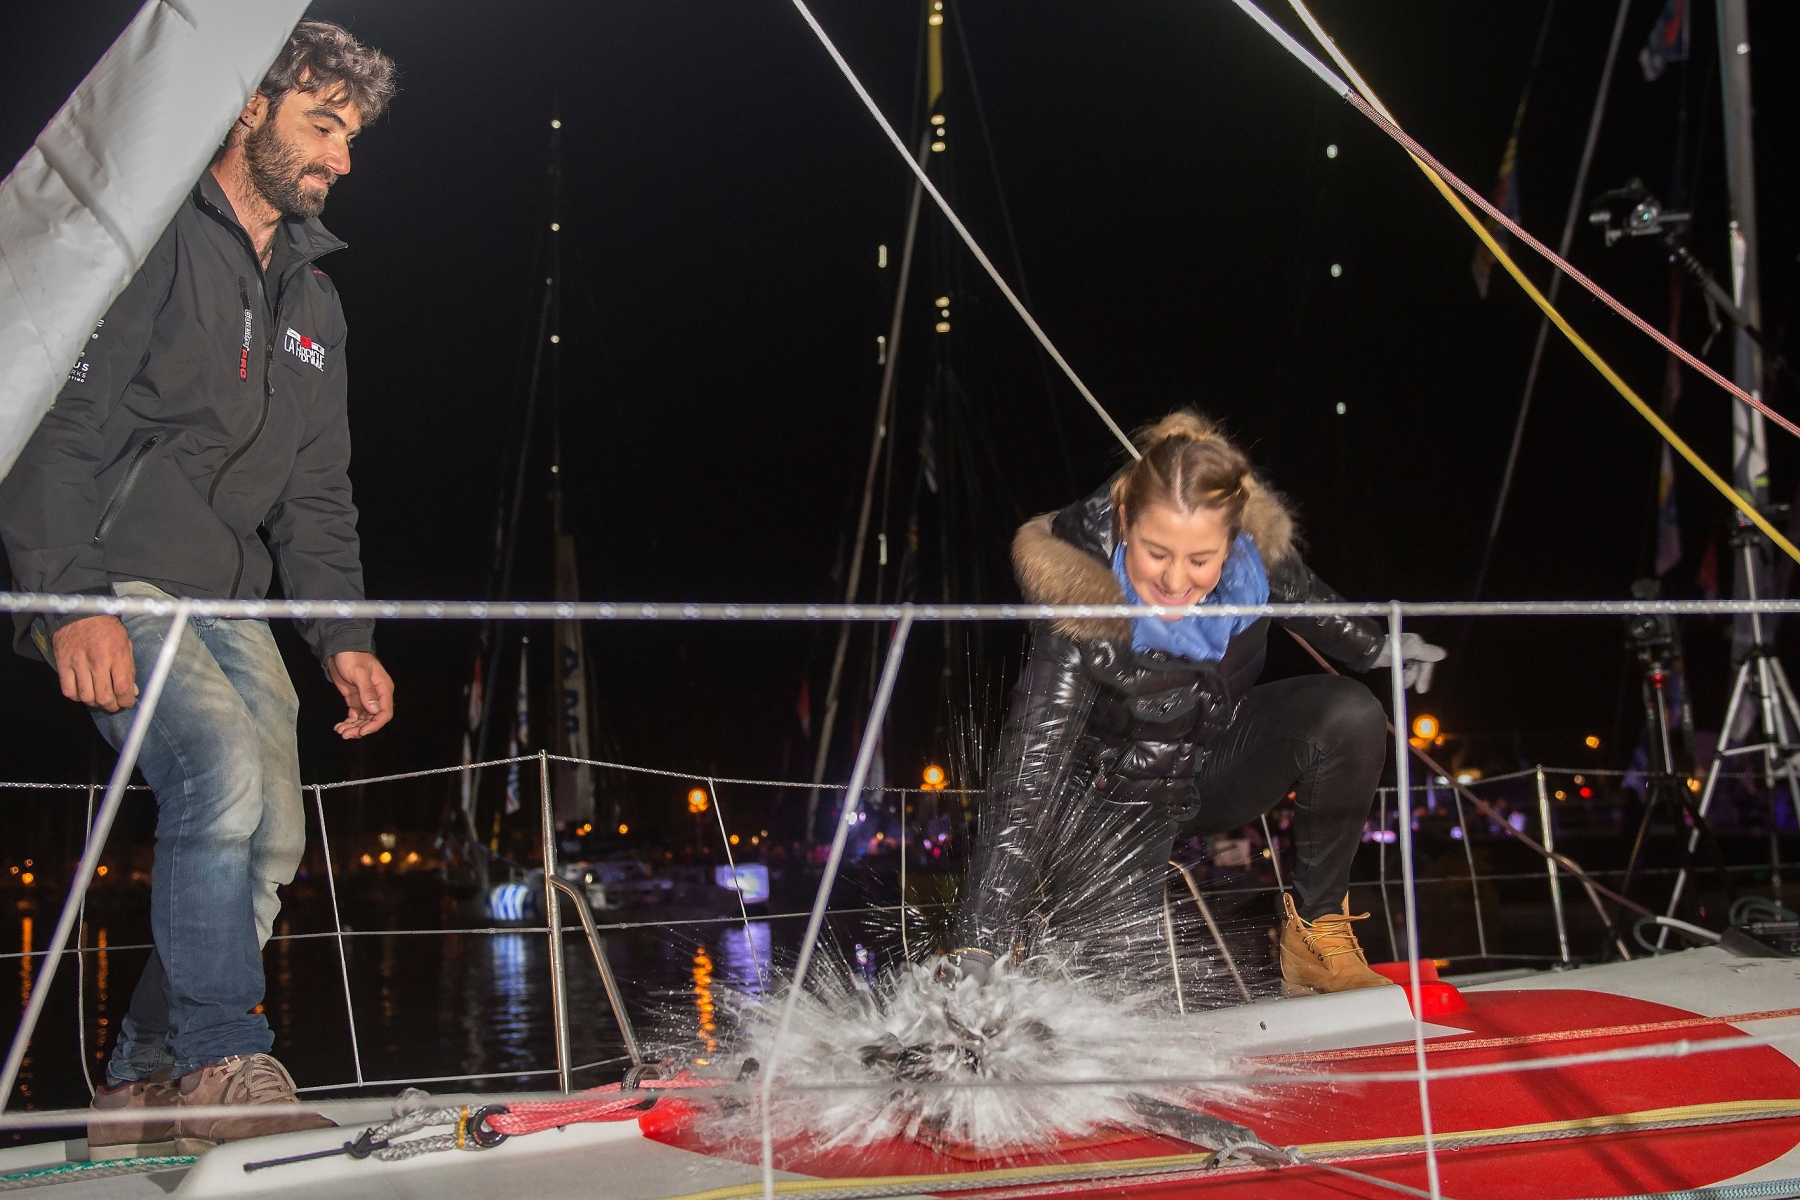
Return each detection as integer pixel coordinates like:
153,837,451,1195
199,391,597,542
243,116,336,220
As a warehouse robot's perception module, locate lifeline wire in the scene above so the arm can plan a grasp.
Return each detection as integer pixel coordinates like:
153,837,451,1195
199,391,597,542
785,0,1139,461
1234,0,1800,566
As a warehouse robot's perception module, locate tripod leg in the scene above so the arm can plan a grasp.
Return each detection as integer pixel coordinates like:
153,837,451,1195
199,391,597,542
1660,658,1753,948
1605,783,1660,959
1769,659,1800,834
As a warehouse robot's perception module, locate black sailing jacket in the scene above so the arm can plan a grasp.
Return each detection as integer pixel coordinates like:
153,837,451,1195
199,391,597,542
993,478,1386,818
0,172,373,663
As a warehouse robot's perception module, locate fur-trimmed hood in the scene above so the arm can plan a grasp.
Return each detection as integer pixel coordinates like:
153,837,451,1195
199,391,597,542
1013,473,1298,643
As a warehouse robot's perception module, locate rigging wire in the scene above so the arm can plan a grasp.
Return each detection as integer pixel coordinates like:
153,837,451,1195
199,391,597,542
947,0,1081,494
1470,0,1631,604
1234,0,1800,567
787,0,1140,462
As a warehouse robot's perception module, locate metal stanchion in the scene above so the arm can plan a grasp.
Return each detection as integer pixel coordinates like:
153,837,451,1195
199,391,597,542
1451,786,1489,960
314,785,365,1084
1388,603,1442,1200
540,750,571,1093
1536,768,1571,964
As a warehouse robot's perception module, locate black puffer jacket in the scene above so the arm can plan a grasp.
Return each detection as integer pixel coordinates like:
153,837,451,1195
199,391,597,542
992,476,1384,819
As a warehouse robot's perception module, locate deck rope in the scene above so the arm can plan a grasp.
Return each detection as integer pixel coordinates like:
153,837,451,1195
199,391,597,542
1233,0,1800,566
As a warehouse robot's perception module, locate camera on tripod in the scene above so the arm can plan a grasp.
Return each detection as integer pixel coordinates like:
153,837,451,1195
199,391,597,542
1623,579,1674,671
1588,179,1690,246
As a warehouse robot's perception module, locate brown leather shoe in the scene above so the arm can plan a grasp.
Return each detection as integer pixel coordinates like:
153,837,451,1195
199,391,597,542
172,1054,334,1152
1278,894,1395,995
88,1070,179,1160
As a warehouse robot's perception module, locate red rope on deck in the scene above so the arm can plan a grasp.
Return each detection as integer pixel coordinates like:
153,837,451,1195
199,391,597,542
487,1071,710,1136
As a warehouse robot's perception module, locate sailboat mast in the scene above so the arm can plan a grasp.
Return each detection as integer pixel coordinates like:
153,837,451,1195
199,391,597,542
1716,0,1770,664
805,6,937,841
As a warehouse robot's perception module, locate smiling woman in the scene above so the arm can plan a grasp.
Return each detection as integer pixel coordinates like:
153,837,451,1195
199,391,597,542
959,410,1446,997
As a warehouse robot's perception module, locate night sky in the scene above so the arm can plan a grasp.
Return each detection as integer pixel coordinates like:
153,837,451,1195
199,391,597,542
2,2,1798,848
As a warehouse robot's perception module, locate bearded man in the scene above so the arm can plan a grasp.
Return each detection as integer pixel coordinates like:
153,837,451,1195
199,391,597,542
0,22,396,1153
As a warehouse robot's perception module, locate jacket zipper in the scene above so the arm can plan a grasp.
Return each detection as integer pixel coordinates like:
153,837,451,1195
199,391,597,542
211,276,275,597
92,435,161,544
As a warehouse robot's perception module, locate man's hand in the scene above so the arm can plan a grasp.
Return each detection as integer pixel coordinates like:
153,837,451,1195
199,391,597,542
327,651,394,739
51,616,138,712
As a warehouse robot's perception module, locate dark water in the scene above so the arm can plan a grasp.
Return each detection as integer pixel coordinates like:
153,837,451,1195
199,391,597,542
0,878,916,1144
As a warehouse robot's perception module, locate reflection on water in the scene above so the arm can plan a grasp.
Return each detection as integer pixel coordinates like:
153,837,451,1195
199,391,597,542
718,921,771,994
93,927,109,1074
2,903,902,1129
17,917,31,1104
489,933,533,1075
692,945,717,1058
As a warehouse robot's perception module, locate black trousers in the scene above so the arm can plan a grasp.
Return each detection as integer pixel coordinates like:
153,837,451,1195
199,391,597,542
1032,673,1386,947
1188,674,1388,919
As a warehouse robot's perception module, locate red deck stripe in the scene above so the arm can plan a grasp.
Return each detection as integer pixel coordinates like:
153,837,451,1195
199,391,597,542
1257,1006,1800,1065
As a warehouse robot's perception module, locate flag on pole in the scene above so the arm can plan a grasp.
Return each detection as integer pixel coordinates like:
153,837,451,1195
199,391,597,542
459,732,474,817
1471,134,1522,299
1654,444,1682,576
504,643,528,815
552,531,594,824
1639,0,1690,83
466,656,483,732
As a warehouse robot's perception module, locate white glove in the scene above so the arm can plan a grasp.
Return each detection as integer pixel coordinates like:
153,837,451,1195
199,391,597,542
1372,632,1447,694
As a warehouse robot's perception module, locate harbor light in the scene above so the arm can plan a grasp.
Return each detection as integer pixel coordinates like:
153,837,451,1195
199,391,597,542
96,865,107,877
1330,263,1343,278
688,787,710,814
1326,143,1339,159
1412,714,1438,740
1585,735,1601,749
935,296,950,308
576,822,592,836
618,823,629,835
931,114,945,127
922,764,947,791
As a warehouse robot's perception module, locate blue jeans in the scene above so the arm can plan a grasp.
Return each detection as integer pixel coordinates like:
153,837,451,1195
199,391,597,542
87,583,305,1079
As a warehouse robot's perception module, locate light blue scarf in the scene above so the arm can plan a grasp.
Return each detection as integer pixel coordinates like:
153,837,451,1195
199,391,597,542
1110,532,1268,662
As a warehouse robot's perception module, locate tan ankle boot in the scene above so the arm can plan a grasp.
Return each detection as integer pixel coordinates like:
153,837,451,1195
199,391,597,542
1278,894,1394,995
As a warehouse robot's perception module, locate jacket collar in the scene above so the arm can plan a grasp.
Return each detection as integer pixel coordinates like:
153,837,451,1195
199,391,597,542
194,170,347,269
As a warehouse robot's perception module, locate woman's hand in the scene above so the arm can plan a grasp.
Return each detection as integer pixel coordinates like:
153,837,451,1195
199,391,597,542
1372,632,1447,693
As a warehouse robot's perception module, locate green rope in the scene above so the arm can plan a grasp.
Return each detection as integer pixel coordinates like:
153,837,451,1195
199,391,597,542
0,1155,195,1192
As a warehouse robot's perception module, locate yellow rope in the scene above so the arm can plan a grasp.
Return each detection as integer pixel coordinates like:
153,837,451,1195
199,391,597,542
1408,149,1800,566
1285,1,1800,567
656,1098,1800,1200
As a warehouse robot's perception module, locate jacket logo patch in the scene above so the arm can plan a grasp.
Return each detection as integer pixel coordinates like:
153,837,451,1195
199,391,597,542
284,326,325,371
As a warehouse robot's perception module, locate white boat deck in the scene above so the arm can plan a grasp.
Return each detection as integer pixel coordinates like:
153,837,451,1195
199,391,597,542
1,947,1794,1198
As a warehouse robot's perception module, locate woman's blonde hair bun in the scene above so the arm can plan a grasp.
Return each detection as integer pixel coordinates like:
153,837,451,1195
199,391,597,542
1109,409,1254,535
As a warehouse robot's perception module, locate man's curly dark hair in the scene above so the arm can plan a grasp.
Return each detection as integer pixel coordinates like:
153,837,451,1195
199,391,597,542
260,20,397,122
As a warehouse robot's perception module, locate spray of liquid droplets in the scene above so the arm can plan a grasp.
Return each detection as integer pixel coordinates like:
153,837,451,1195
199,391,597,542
659,659,1279,1156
